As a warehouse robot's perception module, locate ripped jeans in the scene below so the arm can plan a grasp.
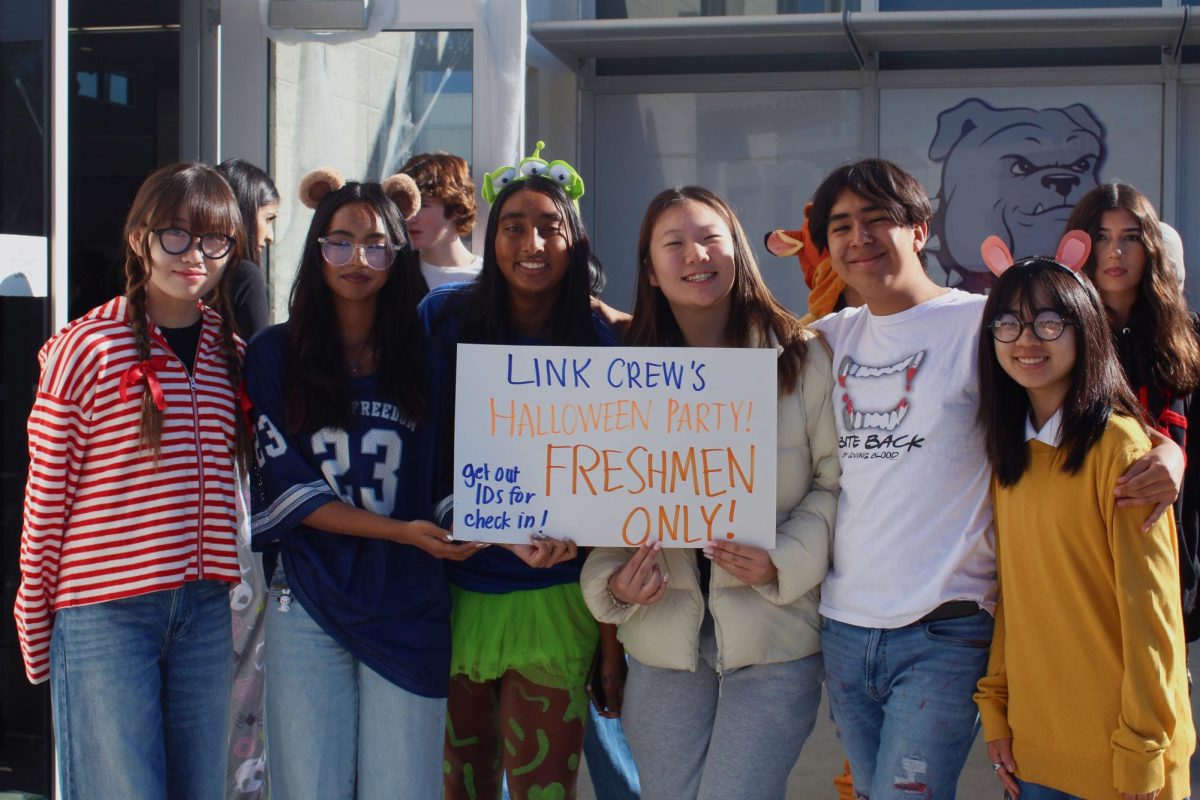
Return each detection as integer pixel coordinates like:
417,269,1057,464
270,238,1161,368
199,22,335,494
821,610,993,800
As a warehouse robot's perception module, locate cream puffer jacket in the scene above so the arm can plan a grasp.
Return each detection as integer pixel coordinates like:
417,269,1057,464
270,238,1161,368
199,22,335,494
580,332,839,672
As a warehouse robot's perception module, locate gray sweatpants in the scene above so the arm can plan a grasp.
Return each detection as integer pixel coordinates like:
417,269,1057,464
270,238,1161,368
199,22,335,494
622,615,824,800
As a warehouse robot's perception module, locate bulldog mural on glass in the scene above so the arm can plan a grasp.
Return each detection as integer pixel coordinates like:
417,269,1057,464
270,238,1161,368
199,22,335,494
875,85,1160,294
928,98,1106,292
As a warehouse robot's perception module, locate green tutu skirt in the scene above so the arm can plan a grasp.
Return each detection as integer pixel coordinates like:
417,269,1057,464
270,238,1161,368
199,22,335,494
449,582,598,692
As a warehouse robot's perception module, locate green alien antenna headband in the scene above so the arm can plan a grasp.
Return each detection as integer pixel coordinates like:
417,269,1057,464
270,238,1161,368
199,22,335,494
481,140,585,205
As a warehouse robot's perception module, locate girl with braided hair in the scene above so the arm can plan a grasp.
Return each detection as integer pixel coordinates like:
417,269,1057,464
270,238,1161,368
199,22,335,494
16,162,249,799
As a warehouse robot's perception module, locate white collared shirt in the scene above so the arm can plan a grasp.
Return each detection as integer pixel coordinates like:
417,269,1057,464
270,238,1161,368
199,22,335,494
1025,408,1064,447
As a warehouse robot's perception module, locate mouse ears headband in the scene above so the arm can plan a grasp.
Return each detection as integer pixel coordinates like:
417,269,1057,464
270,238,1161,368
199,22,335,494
980,230,1092,284
481,141,585,205
297,166,421,219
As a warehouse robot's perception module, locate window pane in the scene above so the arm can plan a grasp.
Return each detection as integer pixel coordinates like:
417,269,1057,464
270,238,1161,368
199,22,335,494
598,0,858,18
879,86,1161,291
1,1,48,238
0,3,52,793
77,70,99,98
69,27,180,318
270,30,473,319
880,0,1156,9
108,72,129,105
591,89,862,314
1179,84,1200,310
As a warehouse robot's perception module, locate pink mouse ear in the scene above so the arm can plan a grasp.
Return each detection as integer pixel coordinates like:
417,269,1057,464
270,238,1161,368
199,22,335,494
980,235,1015,277
1056,230,1092,273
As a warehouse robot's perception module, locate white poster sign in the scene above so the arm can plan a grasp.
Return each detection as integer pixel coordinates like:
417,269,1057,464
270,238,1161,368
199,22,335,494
0,234,48,297
453,344,778,548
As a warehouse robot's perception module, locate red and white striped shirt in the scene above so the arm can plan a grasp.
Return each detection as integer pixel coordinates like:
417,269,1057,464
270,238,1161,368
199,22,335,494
16,297,242,684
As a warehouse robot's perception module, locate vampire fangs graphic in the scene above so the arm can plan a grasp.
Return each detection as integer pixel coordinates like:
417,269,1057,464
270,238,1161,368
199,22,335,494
838,352,924,431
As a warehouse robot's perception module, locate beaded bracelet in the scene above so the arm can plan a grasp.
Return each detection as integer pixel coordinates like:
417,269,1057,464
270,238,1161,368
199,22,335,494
606,580,633,611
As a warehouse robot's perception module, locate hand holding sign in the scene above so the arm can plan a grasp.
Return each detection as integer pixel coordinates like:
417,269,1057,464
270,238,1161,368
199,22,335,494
503,535,578,568
403,520,489,562
705,541,778,586
608,543,668,606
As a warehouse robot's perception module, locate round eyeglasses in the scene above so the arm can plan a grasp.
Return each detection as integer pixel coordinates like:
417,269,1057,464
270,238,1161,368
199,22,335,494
988,310,1075,343
317,237,397,271
154,227,235,260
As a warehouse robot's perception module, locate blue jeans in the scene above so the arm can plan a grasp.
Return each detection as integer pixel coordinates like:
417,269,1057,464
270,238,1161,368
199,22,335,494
50,581,233,800
1012,777,1189,799
583,706,641,799
1011,778,1080,799
821,609,993,800
264,570,445,800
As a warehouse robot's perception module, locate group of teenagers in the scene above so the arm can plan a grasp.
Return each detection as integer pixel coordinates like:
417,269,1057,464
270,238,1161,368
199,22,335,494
14,143,1200,800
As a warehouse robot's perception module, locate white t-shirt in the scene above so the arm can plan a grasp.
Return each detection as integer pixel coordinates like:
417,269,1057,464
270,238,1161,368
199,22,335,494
420,254,482,290
809,289,997,628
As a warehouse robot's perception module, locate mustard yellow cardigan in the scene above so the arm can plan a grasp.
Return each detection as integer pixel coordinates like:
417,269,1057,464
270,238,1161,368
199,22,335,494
975,414,1194,799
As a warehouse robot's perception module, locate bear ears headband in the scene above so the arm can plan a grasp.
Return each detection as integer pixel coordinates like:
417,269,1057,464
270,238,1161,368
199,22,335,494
297,166,421,220
482,141,585,205
980,230,1091,284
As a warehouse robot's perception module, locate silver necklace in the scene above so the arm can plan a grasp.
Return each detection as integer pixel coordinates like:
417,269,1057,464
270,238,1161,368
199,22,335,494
345,342,375,377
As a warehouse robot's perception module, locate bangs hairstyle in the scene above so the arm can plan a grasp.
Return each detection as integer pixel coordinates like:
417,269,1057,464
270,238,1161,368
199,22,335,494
807,158,933,263
455,176,601,346
626,186,809,394
216,158,280,265
284,181,428,433
978,257,1142,486
120,161,249,463
399,151,477,235
1065,181,1200,396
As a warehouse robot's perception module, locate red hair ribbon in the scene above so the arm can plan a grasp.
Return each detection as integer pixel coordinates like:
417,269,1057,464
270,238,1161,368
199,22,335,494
119,356,171,411
236,380,255,435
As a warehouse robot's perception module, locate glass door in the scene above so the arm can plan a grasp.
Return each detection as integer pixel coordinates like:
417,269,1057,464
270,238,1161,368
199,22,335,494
0,0,52,789
68,0,182,318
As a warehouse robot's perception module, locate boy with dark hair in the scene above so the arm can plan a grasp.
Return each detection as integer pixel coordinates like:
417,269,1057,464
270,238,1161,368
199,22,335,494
808,158,995,799
807,159,932,266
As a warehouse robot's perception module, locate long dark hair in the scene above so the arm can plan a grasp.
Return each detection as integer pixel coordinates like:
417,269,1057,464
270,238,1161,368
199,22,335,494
121,162,248,463
626,186,809,393
216,158,280,265
454,177,601,346
978,258,1143,486
284,181,427,432
1065,181,1200,397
